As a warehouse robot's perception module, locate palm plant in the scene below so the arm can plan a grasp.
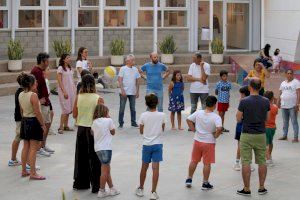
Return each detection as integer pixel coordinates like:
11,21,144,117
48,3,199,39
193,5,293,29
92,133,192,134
52,40,72,58
110,39,125,56
8,39,24,60
158,35,177,54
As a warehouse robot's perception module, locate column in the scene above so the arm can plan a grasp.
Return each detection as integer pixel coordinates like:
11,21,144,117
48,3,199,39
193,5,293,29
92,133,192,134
99,0,104,57
153,0,158,53
11,0,16,40
130,0,135,53
71,0,76,55
261,0,265,48
44,0,49,53
209,0,213,53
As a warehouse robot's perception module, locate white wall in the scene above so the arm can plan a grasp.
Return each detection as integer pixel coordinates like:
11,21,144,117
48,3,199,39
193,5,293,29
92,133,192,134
264,0,300,62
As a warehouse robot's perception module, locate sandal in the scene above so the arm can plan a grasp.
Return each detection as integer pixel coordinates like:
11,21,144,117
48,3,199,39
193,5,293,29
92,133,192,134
30,175,46,180
58,128,64,134
64,126,74,131
21,172,30,177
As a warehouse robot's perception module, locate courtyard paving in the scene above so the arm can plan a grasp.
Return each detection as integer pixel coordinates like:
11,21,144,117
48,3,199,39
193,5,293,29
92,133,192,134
0,83,299,200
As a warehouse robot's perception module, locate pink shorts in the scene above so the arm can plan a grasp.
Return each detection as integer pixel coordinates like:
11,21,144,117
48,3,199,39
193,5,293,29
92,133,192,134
191,141,215,164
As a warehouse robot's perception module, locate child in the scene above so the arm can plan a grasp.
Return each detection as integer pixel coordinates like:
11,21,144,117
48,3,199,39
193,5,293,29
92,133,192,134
168,70,184,130
185,95,222,190
215,70,232,132
136,94,166,200
264,91,278,167
272,49,282,73
91,104,120,198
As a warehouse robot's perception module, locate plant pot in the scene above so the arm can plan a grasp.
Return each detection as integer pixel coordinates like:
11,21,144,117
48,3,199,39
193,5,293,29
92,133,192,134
211,54,224,64
8,60,22,72
56,58,60,67
161,54,174,64
110,55,124,66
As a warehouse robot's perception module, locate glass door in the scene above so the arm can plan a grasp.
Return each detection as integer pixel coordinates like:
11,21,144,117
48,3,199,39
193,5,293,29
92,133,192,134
198,1,210,51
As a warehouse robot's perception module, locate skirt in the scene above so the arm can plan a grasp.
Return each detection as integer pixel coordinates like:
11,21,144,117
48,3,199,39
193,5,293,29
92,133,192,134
20,117,43,141
168,95,185,112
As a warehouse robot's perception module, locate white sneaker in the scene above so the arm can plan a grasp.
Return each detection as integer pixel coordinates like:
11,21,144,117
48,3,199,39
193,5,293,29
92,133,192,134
48,128,56,135
251,165,255,172
26,164,41,171
37,148,51,157
109,188,120,196
43,146,55,154
150,192,159,200
135,187,144,197
266,159,275,167
233,163,241,171
97,190,110,198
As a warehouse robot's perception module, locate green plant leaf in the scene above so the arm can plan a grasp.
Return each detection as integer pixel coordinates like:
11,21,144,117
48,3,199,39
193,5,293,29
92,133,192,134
7,40,24,60
110,39,125,55
211,38,224,54
52,40,72,58
158,35,177,54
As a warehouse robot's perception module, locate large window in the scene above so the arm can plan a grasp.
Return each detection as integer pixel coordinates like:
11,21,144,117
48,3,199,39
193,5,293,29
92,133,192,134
78,0,98,27
138,0,161,27
18,0,42,28
49,0,68,28
104,0,128,27
0,0,8,29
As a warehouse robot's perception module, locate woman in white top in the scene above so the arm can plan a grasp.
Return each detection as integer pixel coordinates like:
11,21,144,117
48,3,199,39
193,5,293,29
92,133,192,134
76,47,92,82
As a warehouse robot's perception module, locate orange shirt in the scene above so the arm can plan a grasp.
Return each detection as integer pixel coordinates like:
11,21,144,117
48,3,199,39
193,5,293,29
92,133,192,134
265,104,278,128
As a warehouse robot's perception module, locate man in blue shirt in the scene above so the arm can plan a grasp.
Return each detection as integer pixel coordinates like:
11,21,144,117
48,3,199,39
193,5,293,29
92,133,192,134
140,52,170,112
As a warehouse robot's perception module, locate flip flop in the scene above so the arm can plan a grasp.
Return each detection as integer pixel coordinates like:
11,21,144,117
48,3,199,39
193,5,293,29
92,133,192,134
30,175,46,180
58,129,64,134
64,127,74,131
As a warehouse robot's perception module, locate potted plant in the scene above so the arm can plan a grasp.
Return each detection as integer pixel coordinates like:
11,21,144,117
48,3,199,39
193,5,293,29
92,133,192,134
210,38,224,64
7,39,24,72
158,35,177,64
52,40,72,67
110,39,125,66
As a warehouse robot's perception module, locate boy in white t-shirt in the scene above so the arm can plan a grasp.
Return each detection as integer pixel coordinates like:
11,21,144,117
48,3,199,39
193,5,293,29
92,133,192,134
136,94,166,200
91,105,120,198
185,95,223,190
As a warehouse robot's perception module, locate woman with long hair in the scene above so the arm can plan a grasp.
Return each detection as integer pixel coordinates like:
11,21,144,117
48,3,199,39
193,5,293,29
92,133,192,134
259,44,273,69
76,47,92,82
57,53,76,134
73,74,104,193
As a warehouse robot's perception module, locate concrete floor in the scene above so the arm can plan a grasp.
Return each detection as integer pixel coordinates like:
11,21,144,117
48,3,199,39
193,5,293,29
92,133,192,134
0,83,299,200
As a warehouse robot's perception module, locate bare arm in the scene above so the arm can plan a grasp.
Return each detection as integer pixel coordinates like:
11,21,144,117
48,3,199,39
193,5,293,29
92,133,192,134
187,75,201,83
200,63,208,83
236,110,243,123
162,68,170,79
162,123,165,132
139,124,144,135
186,119,196,132
118,76,126,96
110,129,116,135
168,82,174,94
213,127,223,139
73,96,78,119
277,90,282,108
138,68,147,79
136,78,140,98
297,88,300,111
30,93,45,127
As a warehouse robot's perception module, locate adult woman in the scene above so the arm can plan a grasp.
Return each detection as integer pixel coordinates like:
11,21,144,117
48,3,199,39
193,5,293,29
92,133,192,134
73,74,104,193
244,58,270,95
57,54,76,134
76,47,92,82
19,74,46,180
259,44,273,69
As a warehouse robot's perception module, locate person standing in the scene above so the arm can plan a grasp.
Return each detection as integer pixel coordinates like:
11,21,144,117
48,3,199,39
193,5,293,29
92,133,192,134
187,52,211,114
57,54,76,134
118,54,140,129
31,52,54,157
278,69,300,142
139,52,170,112
236,78,270,196
76,47,92,82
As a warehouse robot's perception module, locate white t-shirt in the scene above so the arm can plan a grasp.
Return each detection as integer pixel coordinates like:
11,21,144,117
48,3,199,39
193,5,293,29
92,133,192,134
280,79,300,109
118,65,141,95
91,118,115,151
272,55,282,65
187,110,222,144
188,62,211,93
138,111,166,146
76,60,89,80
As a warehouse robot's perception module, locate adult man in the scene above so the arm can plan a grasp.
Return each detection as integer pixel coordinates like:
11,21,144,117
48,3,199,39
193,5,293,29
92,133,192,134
236,78,270,196
278,69,300,142
187,52,211,114
31,52,54,157
118,54,141,129
140,52,170,112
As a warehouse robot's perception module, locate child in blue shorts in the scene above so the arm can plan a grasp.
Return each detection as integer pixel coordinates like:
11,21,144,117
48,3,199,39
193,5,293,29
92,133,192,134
136,94,166,200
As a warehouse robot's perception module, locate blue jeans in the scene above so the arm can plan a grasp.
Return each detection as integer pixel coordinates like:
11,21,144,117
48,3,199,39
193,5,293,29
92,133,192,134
282,107,299,139
118,94,137,126
146,89,163,112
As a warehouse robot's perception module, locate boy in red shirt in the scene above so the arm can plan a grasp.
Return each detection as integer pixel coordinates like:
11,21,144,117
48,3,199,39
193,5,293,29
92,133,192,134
264,91,278,167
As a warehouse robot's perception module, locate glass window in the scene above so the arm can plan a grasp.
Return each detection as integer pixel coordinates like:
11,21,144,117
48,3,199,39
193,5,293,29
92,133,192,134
19,10,42,28
78,10,98,27
139,0,160,7
104,10,127,27
106,0,126,7
49,0,66,6
20,0,40,6
165,0,186,7
164,11,186,27
138,10,161,27
80,0,98,7
0,0,6,6
0,10,8,28
49,10,68,27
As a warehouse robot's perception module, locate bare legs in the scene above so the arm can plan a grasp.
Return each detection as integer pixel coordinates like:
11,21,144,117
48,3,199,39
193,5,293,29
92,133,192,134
59,114,70,131
236,141,240,160
188,161,210,182
100,164,113,190
266,144,273,160
41,123,50,148
11,140,21,161
170,111,183,130
242,164,267,191
188,161,198,179
139,162,159,193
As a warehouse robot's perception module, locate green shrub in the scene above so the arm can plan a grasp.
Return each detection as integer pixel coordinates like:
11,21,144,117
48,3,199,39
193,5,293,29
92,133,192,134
52,40,72,58
8,40,24,60
158,35,177,54
110,39,125,55
211,38,224,54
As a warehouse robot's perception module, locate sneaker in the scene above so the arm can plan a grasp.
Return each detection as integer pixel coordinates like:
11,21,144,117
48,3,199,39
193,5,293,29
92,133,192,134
266,159,274,167
150,192,159,200
201,182,214,190
292,138,299,143
251,166,255,172
222,128,230,133
43,146,55,154
109,188,120,196
8,159,21,167
258,188,268,195
132,123,139,128
97,190,110,198
185,178,192,188
135,187,144,197
118,125,123,129
48,128,57,135
278,136,287,140
237,188,251,196
26,164,41,171
37,148,51,157
233,163,241,171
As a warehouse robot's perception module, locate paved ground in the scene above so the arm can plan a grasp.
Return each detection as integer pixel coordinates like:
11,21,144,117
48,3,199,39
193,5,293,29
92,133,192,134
0,83,299,200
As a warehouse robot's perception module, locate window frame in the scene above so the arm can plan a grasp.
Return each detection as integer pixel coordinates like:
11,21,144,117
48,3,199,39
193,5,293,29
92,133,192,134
49,0,71,29
78,1,99,28
104,0,129,28
136,0,162,28
17,0,43,29
0,0,9,30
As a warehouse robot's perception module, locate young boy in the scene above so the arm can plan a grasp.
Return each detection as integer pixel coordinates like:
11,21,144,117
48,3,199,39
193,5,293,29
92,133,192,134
185,95,222,190
136,94,166,200
264,91,278,167
215,70,232,132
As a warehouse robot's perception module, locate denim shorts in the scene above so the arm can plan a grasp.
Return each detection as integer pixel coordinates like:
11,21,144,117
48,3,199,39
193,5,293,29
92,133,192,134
142,144,163,163
96,150,112,164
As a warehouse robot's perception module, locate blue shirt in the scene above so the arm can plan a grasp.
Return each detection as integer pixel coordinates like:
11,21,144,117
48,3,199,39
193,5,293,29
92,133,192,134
215,81,231,103
141,62,167,91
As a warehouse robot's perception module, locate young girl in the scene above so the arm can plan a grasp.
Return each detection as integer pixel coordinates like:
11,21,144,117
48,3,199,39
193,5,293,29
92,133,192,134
272,48,282,73
168,70,185,130
91,105,120,198
76,47,93,82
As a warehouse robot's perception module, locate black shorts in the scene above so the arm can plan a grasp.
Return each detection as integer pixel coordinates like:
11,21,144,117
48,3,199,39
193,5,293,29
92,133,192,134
20,117,44,141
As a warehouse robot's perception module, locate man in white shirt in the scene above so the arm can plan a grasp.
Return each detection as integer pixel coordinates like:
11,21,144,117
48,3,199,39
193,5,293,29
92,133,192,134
187,52,211,114
118,54,141,128
278,69,300,142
